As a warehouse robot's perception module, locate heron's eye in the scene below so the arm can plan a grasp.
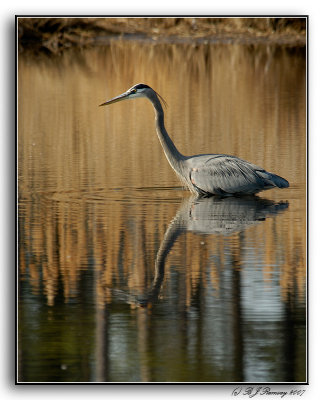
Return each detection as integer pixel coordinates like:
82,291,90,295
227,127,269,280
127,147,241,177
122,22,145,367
132,89,137,94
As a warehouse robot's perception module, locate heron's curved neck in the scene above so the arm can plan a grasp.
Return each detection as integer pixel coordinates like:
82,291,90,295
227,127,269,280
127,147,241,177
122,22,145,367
148,94,185,174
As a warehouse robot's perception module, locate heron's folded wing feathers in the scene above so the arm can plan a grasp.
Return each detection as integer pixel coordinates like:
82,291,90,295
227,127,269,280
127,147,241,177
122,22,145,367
190,156,272,195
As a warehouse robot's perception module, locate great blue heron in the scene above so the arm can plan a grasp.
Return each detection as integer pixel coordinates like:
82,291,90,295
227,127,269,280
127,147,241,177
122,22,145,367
100,83,289,196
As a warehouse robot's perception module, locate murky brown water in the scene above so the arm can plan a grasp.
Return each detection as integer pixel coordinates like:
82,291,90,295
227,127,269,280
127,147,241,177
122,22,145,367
18,40,306,383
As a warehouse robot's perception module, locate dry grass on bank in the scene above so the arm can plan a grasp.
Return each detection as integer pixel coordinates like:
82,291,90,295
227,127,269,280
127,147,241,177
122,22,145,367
18,17,306,53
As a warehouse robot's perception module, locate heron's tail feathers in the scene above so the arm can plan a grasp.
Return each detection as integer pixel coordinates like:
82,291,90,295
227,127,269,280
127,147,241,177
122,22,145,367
256,171,289,189
270,173,289,188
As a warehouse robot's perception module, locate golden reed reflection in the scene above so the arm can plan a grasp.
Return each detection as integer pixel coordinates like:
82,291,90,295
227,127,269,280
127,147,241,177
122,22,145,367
19,190,303,309
18,41,306,308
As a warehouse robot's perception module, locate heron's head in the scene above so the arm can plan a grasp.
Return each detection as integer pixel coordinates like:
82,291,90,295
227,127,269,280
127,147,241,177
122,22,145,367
99,83,167,108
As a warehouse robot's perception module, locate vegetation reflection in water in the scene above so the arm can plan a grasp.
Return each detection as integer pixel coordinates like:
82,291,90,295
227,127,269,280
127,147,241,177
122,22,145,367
18,40,306,383
19,191,303,382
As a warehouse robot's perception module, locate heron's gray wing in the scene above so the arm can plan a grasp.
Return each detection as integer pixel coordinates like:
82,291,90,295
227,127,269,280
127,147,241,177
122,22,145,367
190,156,273,195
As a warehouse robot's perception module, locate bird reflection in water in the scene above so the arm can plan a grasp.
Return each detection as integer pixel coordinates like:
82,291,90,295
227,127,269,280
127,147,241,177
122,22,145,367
108,195,289,308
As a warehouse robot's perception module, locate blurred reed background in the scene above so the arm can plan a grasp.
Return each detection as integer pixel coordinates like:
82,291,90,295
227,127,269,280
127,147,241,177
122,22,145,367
18,41,306,307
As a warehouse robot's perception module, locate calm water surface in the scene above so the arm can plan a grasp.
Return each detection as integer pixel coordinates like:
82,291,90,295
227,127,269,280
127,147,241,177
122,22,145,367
18,40,306,383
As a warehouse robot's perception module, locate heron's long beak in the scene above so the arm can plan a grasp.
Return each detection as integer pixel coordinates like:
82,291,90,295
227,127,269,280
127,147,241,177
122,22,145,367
99,91,130,107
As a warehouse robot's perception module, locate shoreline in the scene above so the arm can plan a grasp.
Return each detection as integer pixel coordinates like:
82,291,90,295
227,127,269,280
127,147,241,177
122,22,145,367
18,17,306,54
